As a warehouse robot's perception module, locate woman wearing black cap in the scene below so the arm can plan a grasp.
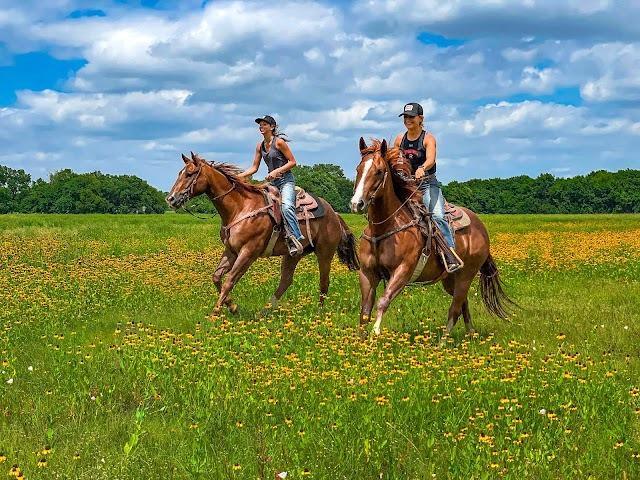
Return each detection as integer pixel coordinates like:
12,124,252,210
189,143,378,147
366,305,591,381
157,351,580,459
239,115,305,256
393,102,462,272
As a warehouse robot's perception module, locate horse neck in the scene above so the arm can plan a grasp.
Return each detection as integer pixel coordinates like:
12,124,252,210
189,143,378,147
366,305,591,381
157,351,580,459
366,169,412,233
202,168,258,225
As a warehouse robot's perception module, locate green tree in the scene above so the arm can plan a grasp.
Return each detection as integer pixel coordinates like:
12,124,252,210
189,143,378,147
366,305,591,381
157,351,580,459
293,164,354,212
0,165,31,213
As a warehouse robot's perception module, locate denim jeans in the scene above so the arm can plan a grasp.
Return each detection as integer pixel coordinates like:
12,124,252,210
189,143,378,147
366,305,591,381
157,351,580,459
422,181,455,249
271,172,304,240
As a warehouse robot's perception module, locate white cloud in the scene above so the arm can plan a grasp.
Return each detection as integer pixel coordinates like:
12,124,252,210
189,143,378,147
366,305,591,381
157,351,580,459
520,66,559,93
2,0,640,188
572,43,640,102
460,101,580,136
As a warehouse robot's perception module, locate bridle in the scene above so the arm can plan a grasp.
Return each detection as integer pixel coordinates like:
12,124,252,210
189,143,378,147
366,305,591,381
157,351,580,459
358,148,425,226
357,150,388,209
176,160,236,220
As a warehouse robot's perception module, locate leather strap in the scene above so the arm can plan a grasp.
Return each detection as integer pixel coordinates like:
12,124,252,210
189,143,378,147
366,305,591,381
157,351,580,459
361,220,418,246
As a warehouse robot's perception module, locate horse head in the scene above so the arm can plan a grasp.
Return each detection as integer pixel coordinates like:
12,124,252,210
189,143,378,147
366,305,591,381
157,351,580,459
166,152,210,209
350,137,390,213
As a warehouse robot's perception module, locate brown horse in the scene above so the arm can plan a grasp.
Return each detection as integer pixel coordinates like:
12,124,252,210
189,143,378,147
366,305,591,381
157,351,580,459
350,138,513,336
166,152,359,316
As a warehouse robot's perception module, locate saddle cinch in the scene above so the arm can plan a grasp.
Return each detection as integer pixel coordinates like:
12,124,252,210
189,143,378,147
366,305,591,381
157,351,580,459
261,186,325,256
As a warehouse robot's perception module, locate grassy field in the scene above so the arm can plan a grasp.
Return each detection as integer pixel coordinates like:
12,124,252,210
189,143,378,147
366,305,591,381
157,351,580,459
1,213,639,479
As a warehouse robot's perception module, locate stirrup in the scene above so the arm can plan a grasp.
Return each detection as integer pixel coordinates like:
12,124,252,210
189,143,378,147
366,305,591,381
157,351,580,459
440,249,464,273
286,235,304,256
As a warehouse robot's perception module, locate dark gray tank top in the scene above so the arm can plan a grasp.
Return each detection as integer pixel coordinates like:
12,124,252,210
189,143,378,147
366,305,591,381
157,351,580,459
401,130,436,175
261,136,288,172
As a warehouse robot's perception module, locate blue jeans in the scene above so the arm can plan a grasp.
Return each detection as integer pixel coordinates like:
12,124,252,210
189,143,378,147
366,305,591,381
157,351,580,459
271,172,304,240
422,182,455,249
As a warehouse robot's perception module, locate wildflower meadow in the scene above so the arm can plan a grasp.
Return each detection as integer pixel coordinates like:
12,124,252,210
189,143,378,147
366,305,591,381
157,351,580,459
1,213,639,479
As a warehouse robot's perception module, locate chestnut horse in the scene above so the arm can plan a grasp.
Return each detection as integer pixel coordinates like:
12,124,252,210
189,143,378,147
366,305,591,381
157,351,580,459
167,152,359,316
350,138,513,336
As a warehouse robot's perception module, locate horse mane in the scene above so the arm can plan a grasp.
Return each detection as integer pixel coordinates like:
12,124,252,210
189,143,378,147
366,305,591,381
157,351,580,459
366,140,421,202
384,146,422,202
193,154,268,194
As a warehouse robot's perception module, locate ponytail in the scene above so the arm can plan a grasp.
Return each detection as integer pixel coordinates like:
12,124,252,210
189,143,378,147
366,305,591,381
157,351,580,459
273,125,290,142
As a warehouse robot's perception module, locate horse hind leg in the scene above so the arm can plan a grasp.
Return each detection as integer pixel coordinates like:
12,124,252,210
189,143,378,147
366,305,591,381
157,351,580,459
462,300,475,334
441,274,474,336
317,250,334,307
267,254,302,310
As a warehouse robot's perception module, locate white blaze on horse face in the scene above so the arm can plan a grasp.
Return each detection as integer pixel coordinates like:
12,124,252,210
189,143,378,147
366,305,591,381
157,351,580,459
350,159,373,211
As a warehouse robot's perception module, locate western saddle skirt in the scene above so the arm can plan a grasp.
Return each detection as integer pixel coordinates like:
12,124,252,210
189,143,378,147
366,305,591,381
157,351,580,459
260,186,325,256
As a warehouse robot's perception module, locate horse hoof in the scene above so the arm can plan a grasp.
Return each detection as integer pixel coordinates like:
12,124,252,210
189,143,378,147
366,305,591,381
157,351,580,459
357,327,368,340
228,303,239,314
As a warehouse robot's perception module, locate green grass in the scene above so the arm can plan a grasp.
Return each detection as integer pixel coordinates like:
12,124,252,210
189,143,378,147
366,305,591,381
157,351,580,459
1,213,639,479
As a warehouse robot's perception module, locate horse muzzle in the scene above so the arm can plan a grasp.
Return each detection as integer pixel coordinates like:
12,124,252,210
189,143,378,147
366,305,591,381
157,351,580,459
350,199,366,213
166,192,187,209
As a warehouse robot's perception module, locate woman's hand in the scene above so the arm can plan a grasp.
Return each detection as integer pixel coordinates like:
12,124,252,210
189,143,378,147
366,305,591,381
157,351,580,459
415,166,425,179
265,171,282,181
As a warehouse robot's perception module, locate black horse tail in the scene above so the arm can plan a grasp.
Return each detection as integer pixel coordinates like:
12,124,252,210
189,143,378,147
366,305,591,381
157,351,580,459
337,216,360,271
479,253,516,319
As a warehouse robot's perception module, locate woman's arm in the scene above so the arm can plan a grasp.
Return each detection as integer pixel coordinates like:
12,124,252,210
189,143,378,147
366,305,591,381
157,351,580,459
266,138,297,180
238,142,262,179
393,133,404,148
415,133,437,179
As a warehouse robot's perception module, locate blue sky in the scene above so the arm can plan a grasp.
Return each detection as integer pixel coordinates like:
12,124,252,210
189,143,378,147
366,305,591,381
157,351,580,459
1,0,639,189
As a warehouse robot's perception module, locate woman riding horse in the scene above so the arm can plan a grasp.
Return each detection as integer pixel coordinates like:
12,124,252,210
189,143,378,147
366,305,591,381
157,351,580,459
351,138,513,336
239,115,305,256
166,152,359,316
393,102,462,273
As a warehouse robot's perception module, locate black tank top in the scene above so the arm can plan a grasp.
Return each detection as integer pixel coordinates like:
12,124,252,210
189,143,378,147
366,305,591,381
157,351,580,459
401,130,436,175
261,136,288,173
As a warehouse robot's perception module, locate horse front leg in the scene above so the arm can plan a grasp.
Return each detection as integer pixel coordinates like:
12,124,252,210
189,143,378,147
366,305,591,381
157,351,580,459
211,243,262,318
359,268,380,333
212,247,238,313
372,265,412,335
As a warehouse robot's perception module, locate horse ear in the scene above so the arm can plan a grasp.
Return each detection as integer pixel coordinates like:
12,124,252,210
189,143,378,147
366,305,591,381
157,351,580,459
380,139,388,158
181,153,189,164
190,151,201,165
359,137,367,152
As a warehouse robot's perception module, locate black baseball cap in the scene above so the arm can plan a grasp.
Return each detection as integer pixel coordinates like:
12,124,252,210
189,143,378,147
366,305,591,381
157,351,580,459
398,103,423,117
254,115,276,126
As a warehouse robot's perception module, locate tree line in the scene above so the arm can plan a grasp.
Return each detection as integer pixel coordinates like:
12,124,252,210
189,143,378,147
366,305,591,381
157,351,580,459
1,164,639,214
0,166,166,214
443,169,640,214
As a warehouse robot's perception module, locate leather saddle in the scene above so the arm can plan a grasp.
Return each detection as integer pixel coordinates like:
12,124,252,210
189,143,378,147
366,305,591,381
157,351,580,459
444,202,471,231
263,186,325,223
261,186,326,250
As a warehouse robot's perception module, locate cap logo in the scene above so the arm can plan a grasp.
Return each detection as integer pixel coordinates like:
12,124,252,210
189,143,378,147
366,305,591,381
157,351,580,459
404,105,413,111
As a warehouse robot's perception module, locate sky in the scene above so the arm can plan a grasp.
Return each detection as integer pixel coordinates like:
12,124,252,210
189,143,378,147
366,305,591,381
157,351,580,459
1,0,639,190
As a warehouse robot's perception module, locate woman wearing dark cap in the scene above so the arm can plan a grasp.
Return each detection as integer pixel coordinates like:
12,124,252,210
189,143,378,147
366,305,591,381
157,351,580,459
239,115,305,256
393,102,462,272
